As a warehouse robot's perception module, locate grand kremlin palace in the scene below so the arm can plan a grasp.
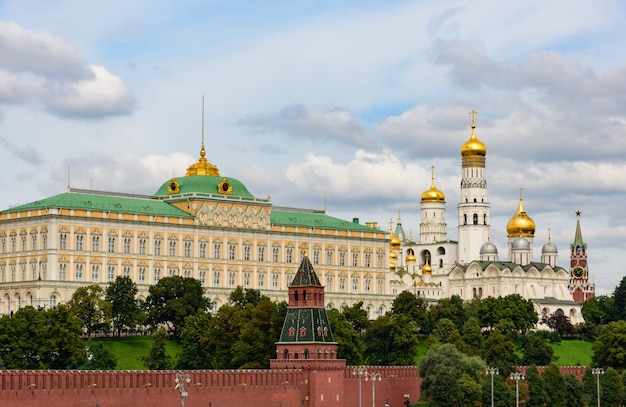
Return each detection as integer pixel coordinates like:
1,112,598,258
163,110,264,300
0,115,591,323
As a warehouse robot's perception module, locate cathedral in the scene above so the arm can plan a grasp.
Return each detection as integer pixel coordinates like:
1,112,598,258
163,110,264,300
388,111,592,325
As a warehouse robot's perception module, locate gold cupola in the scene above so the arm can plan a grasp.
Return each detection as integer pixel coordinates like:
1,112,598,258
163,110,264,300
186,96,220,177
406,248,416,263
421,252,432,274
421,165,445,203
460,109,487,158
390,228,401,250
506,189,536,237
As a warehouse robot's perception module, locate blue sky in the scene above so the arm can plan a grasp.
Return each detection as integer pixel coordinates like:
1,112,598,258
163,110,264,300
1,0,625,295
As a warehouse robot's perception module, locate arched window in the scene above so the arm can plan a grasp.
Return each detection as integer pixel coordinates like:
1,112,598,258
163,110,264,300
294,291,299,301
463,214,467,225
304,349,309,359
473,214,478,225
484,214,487,225
439,259,443,268
283,349,289,359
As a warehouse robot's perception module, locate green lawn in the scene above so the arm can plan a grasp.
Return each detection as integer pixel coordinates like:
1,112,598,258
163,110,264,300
92,336,182,370
551,339,593,366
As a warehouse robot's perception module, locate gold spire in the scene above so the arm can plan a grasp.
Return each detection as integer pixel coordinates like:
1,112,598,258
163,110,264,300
421,165,446,203
186,95,220,177
506,187,536,237
460,109,487,158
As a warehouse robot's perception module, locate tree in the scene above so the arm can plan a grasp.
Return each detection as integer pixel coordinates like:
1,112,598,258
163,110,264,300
563,374,584,407
525,365,547,407
144,276,211,339
592,321,626,369
582,295,613,325
521,332,555,366
342,301,371,334
327,308,364,365
544,312,576,338
44,304,87,369
611,276,626,321
427,318,464,351
142,327,171,370
501,294,538,334
461,317,484,356
477,296,504,331
542,364,567,407
105,276,143,337
482,328,517,375
390,290,429,330
176,311,213,369
68,284,112,340
84,342,117,370
430,295,467,330
419,343,485,407
364,314,419,366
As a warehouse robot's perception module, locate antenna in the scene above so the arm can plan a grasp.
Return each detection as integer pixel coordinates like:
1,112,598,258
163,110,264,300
201,95,205,149
324,191,327,213
67,165,71,191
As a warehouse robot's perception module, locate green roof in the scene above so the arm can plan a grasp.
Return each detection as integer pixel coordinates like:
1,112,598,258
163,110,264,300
2,190,192,218
458,261,566,273
290,256,321,286
271,209,380,232
153,175,256,200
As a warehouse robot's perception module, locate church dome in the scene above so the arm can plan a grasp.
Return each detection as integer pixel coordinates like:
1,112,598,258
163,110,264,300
460,112,487,158
511,237,530,250
390,251,398,260
542,236,558,254
506,194,536,237
390,232,401,250
389,261,397,271
406,248,416,262
480,241,498,255
421,166,445,203
421,263,432,274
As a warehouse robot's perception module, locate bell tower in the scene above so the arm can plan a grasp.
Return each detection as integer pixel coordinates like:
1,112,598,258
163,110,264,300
568,211,595,303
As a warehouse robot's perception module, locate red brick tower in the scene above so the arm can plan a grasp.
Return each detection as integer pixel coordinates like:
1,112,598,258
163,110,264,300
568,211,595,303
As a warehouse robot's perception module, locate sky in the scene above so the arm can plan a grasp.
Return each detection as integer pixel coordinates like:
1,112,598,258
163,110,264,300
0,0,625,295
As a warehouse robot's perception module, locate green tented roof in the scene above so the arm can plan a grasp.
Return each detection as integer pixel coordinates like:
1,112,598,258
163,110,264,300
271,209,379,232
153,175,255,199
2,191,192,218
290,256,321,286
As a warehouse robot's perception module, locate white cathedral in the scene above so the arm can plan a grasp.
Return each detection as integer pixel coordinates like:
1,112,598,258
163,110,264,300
388,111,588,325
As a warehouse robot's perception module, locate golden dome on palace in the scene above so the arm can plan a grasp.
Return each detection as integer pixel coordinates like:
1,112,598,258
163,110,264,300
506,194,536,237
390,251,398,260
186,144,220,176
421,166,445,203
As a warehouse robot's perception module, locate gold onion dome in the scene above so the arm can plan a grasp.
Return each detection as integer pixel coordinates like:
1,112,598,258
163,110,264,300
406,253,416,262
389,261,397,271
390,232,401,250
506,190,536,237
460,110,487,158
390,251,398,260
421,263,432,274
421,166,445,203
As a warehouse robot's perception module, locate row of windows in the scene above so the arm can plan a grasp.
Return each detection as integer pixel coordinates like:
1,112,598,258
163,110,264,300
462,213,488,226
55,234,384,267
0,263,48,282
0,234,48,253
1,263,385,294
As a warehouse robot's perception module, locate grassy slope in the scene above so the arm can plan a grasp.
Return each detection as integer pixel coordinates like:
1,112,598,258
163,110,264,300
415,337,594,367
92,337,182,370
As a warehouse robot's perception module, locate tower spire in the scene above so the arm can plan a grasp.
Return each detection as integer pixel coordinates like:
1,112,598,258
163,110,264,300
185,96,220,176
573,210,584,246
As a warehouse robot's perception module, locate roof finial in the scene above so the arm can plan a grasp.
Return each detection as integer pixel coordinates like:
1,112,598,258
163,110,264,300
388,218,394,232
519,187,524,200
201,95,206,158
397,210,401,223
67,164,71,191
547,227,552,242
469,109,478,128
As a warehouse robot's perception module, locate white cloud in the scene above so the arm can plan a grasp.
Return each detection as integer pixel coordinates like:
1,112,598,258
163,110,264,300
0,21,134,119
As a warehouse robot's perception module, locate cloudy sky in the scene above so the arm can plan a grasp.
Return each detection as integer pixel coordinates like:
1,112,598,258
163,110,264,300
1,0,624,295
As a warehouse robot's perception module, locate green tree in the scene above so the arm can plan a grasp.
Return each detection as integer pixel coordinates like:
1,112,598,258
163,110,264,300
477,296,504,331
481,373,513,407
364,314,419,366
105,276,143,337
582,295,613,325
525,365,547,407
44,304,87,368
501,294,537,334
600,368,624,407
342,301,371,334
611,276,626,321
0,306,46,369
563,374,584,407
84,342,117,370
327,308,364,365
419,343,485,407
521,332,554,366
390,290,429,330
461,317,484,356
482,328,517,375
144,276,210,339
543,364,567,407
68,284,112,340
592,320,626,369
143,327,171,370
176,311,213,369
430,295,467,330
427,318,464,351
